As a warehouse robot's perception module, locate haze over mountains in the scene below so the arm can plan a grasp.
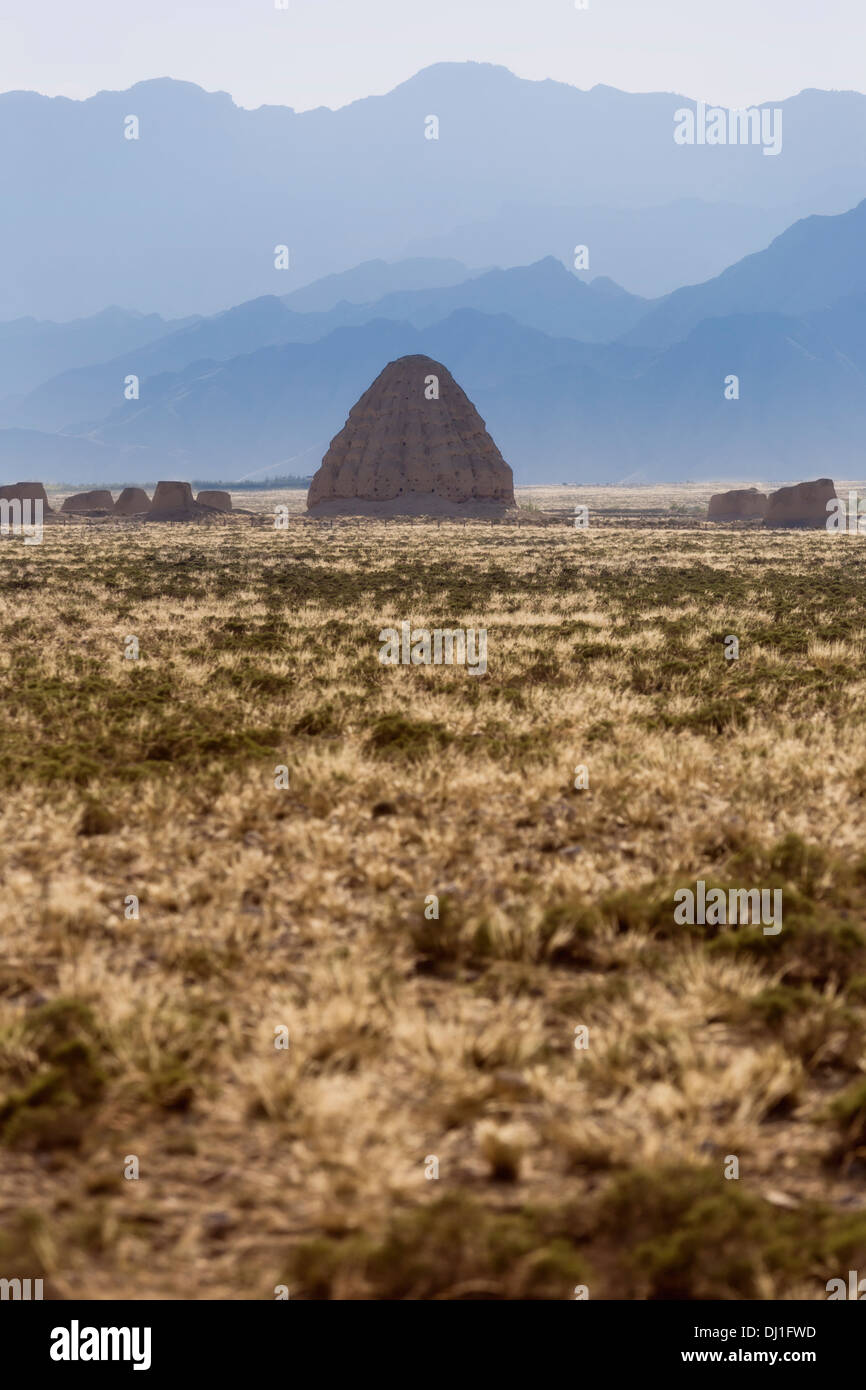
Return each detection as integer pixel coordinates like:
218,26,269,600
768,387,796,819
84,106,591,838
626,199,866,348
0,307,195,398
3,192,866,485
4,63,866,318
0,259,648,436
3,62,866,485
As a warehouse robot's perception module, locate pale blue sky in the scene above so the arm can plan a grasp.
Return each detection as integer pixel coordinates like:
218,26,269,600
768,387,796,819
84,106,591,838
0,0,861,111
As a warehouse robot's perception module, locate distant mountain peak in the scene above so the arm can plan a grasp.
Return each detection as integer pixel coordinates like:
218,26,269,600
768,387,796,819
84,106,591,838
95,76,237,107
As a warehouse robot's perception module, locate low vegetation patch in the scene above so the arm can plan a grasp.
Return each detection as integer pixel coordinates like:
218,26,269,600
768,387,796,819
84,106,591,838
1,503,865,1297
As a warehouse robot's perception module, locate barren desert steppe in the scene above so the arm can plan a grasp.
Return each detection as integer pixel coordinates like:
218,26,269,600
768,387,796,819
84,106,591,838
2,486,866,1298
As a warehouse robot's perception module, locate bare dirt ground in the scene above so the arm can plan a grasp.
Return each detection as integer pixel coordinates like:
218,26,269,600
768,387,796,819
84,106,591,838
2,484,866,1299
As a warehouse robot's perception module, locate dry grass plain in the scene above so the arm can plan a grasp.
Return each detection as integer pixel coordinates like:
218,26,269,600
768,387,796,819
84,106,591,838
3,485,866,1300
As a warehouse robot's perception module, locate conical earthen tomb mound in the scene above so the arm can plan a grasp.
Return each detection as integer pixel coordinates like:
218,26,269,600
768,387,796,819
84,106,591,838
306,355,515,516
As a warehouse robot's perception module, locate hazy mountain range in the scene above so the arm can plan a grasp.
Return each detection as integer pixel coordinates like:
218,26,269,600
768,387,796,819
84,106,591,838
3,64,866,486
4,63,866,318
0,259,648,435
3,194,866,484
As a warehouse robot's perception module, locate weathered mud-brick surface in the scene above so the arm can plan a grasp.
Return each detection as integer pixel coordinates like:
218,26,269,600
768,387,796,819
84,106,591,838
707,487,767,521
0,481,53,512
764,478,837,528
196,490,232,512
114,487,151,516
307,354,515,516
146,480,211,521
61,490,115,514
